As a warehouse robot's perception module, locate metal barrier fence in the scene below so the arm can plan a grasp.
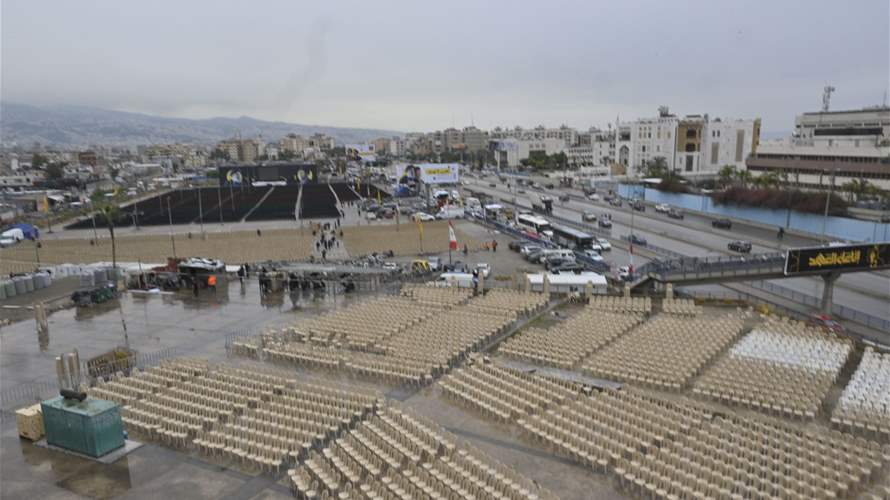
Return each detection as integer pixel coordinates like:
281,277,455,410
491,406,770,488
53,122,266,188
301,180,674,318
747,280,890,333
0,346,181,414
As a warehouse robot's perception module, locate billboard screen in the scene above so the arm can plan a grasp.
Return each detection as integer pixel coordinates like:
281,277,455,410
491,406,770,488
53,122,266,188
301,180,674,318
218,163,318,186
784,243,889,275
394,163,460,185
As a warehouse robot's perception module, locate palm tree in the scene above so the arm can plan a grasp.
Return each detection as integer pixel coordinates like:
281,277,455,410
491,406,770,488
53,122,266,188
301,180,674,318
97,204,120,268
734,169,753,188
717,165,736,188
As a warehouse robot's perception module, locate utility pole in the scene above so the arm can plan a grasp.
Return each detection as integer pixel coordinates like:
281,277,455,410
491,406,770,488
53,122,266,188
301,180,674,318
167,197,177,258
821,168,835,245
91,213,99,243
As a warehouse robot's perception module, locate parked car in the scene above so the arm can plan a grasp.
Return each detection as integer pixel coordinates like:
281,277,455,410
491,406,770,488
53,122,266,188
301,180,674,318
489,183,497,187
667,208,684,219
628,234,647,246
728,240,752,253
582,210,597,222
508,240,523,252
609,198,623,207
617,266,633,282
517,188,526,194
382,262,400,271
654,203,670,213
413,212,435,221
545,256,575,270
588,241,603,253
558,194,570,202
475,263,491,278
520,245,543,257
365,211,377,220
596,238,612,251
582,249,604,262
712,218,732,229
587,193,601,201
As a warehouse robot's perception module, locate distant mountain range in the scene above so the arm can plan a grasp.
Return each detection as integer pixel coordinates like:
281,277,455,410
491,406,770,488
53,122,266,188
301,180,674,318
0,102,401,148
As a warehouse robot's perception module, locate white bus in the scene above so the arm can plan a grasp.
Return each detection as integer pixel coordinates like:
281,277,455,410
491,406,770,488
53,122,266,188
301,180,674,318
517,214,553,238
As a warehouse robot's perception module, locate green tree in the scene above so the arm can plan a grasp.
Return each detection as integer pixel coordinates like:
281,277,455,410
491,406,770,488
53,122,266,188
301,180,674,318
45,162,65,180
32,153,48,168
717,165,737,188
643,157,669,179
733,169,753,188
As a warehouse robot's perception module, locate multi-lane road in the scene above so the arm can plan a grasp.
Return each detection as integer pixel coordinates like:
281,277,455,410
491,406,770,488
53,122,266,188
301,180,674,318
460,176,890,323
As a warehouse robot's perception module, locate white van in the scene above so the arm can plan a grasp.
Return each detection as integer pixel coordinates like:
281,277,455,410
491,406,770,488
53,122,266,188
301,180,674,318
530,248,574,263
436,206,465,219
433,272,475,288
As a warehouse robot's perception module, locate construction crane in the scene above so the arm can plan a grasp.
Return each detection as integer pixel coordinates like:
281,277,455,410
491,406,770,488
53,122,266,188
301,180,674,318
822,85,836,112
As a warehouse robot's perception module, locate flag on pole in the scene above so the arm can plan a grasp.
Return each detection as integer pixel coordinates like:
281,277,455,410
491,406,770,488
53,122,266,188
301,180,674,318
448,221,458,251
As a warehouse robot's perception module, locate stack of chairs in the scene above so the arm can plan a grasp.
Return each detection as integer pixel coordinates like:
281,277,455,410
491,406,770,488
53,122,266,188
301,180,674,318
195,380,381,473
288,405,557,500
832,346,890,439
661,298,702,316
518,389,710,474
620,415,886,500
694,319,852,419
588,296,652,314
582,314,744,390
498,309,643,369
439,362,579,422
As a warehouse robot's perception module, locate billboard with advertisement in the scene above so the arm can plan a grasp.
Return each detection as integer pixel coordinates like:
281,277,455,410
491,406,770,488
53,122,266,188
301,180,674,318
394,163,460,185
784,242,889,275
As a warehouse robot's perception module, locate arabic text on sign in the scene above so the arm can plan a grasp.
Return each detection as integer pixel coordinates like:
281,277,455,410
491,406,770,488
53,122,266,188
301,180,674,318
807,250,860,268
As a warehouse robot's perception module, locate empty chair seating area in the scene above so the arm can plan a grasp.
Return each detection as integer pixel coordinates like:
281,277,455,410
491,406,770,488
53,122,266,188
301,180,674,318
87,358,209,406
289,406,554,500
621,416,886,500
832,346,890,440
694,319,852,419
582,314,744,390
194,380,381,473
293,296,438,350
498,309,643,369
400,284,473,308
329,183,362,204
660,297,702,316
463,289,549,318
121,363,286,446
588,295,652,314
519,389,710,474
439,362,580,422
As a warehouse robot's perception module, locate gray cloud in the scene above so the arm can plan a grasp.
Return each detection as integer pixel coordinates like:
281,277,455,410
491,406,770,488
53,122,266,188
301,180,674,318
2,0,887,134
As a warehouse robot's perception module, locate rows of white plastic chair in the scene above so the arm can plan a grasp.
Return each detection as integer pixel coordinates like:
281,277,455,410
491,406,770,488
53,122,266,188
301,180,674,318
730,327,851,373
833,346,890,440
660,298,702,316
694,319,852,420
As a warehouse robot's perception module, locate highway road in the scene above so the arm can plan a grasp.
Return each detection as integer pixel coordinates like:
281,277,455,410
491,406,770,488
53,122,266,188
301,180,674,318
461,176,890,321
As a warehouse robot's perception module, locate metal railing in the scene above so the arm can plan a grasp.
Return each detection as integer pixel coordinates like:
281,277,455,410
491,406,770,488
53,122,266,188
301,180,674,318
747,280,890,333
0,346,181,414
644,252,786,281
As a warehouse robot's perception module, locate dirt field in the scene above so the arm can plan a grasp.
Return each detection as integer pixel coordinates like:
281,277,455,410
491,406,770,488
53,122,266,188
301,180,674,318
0,221,480,273
341,220,479,257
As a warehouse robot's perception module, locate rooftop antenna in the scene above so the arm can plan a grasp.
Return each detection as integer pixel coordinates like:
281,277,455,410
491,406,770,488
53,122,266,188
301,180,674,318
821,85,836,112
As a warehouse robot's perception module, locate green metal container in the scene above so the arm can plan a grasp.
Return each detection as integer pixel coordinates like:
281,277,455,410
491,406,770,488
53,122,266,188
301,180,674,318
41,396,124,457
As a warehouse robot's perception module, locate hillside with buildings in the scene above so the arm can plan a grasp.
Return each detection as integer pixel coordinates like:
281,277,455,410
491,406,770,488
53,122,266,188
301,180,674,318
0,102,400,148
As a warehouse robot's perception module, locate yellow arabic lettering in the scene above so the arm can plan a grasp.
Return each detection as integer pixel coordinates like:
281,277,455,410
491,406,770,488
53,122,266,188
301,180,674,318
807,250,860,268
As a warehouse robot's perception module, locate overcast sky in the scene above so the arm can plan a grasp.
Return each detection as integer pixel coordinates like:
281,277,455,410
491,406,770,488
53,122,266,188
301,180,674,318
2,0,887,134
